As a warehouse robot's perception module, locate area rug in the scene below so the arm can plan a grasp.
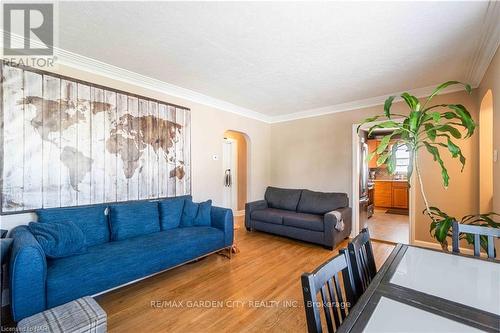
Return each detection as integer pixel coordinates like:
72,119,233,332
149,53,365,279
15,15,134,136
386,208,409,215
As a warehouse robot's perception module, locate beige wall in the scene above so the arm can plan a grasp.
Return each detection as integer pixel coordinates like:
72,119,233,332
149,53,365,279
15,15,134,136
270,90,479,244
1,64,271,230
477,48,499,213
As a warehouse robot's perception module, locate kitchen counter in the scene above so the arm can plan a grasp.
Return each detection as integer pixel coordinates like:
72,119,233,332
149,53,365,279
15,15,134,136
370,179,408,182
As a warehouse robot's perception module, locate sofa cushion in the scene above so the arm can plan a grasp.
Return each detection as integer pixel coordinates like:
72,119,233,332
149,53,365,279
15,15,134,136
109,201,160,241
28,221,87,258
36,205,109,247
158,197,186,230
46,227,225,308
181,199,198,227
283,213,324,232
181,199,212,227
251,208,287,225
297,190,348,215
194,200,212,226
265,187,302,211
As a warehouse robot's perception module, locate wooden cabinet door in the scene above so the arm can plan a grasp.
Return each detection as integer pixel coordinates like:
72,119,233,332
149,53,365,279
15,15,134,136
392,183,408,209
374,181,392,207
367,139,378,168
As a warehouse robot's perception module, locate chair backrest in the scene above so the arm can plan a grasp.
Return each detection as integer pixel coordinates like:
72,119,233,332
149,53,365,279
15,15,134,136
347,228,376,298
301,249,358,333
452,221,500,259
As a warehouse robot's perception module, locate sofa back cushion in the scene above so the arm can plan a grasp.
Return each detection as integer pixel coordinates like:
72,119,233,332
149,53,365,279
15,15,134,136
297,190,348,215
28,221,87,258
265,187,302,211
36,205,109,247
158,196,189,230
109,201,160,241
181,199,212,227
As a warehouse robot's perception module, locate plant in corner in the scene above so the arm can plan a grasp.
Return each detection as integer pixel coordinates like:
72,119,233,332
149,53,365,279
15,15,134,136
357,81,499,251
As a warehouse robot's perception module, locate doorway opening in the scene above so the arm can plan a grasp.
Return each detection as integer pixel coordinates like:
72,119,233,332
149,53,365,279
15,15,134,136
352,120,413,244
222,130,249,227
479,90,493,213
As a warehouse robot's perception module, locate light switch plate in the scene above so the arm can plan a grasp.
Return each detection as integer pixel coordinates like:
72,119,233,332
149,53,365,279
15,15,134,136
494,149,498,162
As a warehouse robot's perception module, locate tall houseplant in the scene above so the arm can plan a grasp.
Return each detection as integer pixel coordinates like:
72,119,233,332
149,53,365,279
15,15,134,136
358,81,498,250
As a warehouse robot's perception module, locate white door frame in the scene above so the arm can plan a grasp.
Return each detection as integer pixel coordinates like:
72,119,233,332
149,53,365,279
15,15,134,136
350,118,416,244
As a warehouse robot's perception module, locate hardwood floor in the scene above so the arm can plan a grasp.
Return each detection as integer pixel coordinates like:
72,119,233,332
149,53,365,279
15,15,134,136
96,216,394,332
0,217,393,331
367,208,409,244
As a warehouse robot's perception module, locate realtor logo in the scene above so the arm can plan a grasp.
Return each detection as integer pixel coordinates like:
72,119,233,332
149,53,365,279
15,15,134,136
3,3,53,56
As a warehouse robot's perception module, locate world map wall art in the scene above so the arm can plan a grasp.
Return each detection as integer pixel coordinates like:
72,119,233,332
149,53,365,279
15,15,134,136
1,64,191,213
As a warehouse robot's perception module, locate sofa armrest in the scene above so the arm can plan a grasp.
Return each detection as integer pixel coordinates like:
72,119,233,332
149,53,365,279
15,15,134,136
324,207,352,248
9,225,47,321
245,200,268,229
211,206,234,247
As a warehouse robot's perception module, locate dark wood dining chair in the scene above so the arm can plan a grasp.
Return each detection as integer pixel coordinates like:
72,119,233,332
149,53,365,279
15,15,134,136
347,228,376,298
452,221,500,259
301,249,358,333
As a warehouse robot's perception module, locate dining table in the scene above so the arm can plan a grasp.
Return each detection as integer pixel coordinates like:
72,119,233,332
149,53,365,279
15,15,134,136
338,244,500,332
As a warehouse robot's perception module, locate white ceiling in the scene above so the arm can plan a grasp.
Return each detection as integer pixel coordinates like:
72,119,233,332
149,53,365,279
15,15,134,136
57,1,498,120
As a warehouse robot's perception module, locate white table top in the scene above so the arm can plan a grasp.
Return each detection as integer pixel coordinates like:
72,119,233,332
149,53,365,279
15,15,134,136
363,297,483,333
390,246,500,315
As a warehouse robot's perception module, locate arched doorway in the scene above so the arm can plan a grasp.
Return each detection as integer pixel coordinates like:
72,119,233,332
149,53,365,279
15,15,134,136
222,130,249,223
479,90,493,213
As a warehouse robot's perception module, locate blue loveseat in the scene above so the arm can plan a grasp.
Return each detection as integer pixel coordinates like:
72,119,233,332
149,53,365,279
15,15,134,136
9,196,233,321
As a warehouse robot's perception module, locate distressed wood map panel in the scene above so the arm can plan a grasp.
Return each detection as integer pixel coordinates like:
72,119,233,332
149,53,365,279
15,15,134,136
1,64,191,213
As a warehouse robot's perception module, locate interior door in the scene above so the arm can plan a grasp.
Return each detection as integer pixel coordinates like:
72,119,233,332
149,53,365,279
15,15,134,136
222,139,238,210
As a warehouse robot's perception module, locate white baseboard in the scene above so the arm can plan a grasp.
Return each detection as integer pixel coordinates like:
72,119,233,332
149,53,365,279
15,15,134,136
413,240,475,255
233,210,245,217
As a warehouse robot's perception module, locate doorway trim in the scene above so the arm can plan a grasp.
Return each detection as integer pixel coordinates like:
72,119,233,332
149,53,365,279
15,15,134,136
351,119,416,245
222,130,250,217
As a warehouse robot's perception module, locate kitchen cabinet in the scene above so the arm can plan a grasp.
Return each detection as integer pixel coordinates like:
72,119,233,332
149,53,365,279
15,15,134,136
367,139,379,168
374,181,408,209
392,182,409,208
373,181,392,207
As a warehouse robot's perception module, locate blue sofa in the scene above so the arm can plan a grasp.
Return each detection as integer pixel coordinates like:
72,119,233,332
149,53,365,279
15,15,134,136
9,196,233,321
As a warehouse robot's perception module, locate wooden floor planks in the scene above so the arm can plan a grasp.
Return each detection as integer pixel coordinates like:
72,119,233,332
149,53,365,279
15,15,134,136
96,217,394,332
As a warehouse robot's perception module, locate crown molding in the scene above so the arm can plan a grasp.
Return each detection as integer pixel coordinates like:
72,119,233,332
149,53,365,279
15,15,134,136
1,24,491,125
1,30,273,123
270,84,468,124
465,1,500,87
54,48,274,123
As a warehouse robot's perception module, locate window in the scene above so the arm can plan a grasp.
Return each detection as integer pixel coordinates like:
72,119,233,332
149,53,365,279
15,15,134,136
395,144,410,174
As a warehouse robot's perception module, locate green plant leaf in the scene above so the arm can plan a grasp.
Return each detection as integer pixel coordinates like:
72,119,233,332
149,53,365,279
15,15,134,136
446,138,460,157
384,96,395,119
424,142,449,187
386,142,398,174
434,218,453,242
401,93,421,111
376,151,391,166
367,120,400,136
432,112,440,123
425,81,471,106
447,104,475,138
357,115,380,133
436,124,462,139
376,135,392,154
424,123,436,141
408,111,421,132
365,151,376,163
